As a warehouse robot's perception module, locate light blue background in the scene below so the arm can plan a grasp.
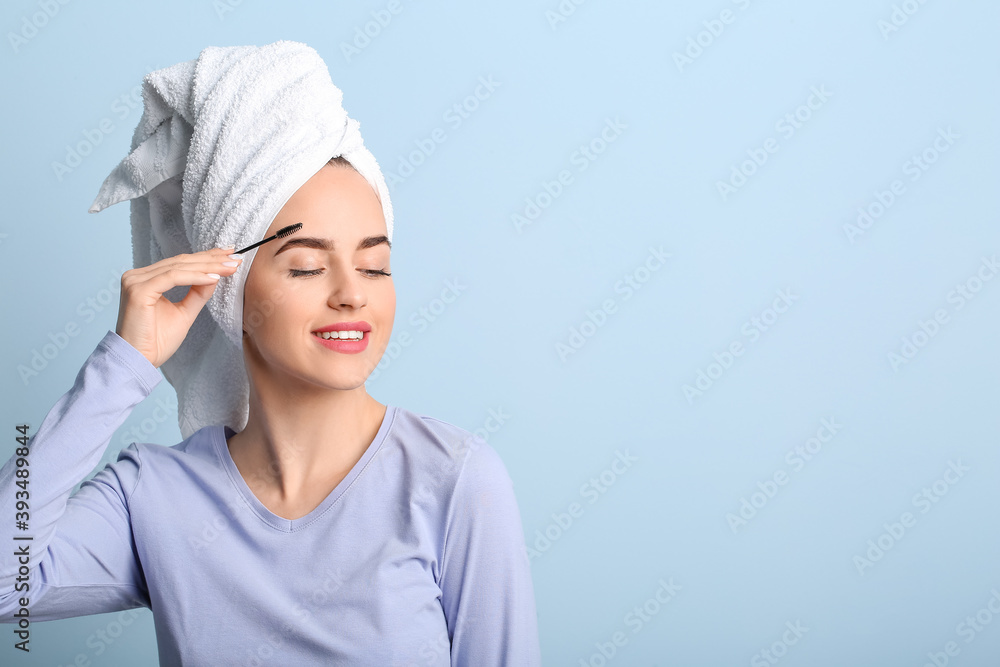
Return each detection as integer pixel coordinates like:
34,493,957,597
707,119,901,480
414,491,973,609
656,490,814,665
2,0,998,665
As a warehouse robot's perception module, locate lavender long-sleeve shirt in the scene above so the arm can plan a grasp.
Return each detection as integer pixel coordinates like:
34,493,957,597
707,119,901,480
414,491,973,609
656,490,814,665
0,330,541,666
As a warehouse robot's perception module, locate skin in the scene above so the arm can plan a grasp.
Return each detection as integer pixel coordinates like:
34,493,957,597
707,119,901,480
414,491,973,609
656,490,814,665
225,162,395,520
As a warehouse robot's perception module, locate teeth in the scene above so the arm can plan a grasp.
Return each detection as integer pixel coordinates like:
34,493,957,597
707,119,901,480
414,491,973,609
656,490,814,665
313,330,365,340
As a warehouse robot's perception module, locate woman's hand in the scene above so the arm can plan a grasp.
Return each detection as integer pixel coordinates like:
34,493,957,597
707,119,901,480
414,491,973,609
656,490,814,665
115,247,243,368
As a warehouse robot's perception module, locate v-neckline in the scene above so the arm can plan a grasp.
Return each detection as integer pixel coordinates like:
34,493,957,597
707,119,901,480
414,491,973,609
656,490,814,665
213,405,397,532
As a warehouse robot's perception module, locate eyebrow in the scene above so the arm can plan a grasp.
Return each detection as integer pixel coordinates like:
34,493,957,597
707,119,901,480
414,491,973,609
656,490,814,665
273,235,391,257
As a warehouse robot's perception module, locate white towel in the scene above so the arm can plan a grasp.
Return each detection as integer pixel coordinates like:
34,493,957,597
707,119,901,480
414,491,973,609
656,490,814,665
88,40,395,440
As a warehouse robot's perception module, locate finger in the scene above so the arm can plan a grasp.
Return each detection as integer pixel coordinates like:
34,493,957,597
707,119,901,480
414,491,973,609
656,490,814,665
130,268,229,305
127,248,241,277
128,256,241,283
175,280,218,319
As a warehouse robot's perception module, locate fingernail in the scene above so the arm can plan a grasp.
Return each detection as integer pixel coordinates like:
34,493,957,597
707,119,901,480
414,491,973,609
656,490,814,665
206,273,221,279
228,254,242,260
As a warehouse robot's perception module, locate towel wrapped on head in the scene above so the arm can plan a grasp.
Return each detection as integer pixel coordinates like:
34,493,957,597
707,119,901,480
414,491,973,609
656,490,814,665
89,40,395,440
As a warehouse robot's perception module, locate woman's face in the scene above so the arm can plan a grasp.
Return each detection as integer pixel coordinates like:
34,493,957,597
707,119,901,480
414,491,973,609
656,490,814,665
241,163,394,391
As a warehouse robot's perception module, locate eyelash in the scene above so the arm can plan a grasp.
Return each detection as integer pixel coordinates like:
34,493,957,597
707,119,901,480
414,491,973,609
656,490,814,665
288,268,391,278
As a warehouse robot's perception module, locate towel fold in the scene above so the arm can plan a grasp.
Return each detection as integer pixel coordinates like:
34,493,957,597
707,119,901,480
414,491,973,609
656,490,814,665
89,40,394,440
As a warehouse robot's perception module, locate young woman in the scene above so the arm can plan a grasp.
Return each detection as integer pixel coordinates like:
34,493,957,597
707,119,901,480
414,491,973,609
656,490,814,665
0,156,541,665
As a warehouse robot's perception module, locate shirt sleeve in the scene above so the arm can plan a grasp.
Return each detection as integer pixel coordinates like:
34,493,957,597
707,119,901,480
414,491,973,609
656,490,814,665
0,330,163,622
439,438,542,666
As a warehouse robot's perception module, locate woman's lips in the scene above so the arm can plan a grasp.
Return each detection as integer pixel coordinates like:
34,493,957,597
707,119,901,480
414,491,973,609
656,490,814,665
311,331,369,354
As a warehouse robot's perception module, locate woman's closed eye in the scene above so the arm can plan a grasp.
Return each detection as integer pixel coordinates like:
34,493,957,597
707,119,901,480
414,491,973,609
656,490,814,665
288,268,391,278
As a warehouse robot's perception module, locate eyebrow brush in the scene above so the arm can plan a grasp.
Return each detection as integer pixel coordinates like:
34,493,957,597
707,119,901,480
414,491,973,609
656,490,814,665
233,223,303,255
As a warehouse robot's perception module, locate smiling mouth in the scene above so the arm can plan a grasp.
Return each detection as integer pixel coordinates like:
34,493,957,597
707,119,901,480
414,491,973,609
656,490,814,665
311,330,366,341
310,329,370,355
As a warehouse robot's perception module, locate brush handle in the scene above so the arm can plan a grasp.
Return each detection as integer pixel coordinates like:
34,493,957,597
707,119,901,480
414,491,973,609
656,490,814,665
233,222,302,255
233,235,275,255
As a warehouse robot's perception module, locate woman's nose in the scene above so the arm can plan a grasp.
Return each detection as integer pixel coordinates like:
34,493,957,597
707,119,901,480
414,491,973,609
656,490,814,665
325,265,366,308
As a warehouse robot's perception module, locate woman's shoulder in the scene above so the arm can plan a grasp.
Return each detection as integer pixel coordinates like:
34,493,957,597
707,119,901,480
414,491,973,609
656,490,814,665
91,425,224,503
392,408,523,535
393,405,484,454
390,405,513,487
119,423,223,469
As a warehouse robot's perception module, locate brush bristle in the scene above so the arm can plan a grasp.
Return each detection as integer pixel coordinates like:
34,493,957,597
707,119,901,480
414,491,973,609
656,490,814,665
275,222,303,238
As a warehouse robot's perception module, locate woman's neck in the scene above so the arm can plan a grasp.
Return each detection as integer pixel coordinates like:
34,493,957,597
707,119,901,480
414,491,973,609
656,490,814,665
226,388,386,514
